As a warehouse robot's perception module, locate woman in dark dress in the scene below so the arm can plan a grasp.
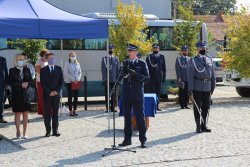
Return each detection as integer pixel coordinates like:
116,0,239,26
9,54,34,139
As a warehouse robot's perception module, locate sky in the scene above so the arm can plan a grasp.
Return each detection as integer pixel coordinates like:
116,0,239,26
236,0,250,11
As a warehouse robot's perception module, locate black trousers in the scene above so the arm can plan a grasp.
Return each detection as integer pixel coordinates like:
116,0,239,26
66,83,79,111
123,100,147,143
44,96,60,133
179,81,189,108
192,91,211,127
0,86,4,119
149,79,162,107
104,82,116,111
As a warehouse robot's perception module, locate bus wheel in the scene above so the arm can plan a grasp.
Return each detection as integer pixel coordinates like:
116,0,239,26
236,87,250,97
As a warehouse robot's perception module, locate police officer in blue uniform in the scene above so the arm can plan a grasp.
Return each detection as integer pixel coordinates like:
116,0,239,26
119,43,150,148
175,45,190,109
101,44,120,112
146,43,166,111
188,42,216,133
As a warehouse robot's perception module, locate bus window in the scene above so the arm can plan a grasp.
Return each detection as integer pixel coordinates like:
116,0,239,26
148,27,174,50
0,38,8,50
83,39,107,50
47,39,83,50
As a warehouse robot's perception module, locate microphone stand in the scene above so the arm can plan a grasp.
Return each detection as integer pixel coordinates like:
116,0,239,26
102,62,136,157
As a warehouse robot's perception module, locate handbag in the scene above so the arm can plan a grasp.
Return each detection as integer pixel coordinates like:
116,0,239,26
24,86,37,103
71,81,82,90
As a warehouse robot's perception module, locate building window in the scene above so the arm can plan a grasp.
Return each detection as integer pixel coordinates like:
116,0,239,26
46,39,107,50
83,39,107,50
148,26,174,50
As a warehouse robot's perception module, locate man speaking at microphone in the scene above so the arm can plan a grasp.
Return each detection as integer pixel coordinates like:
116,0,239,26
119,43,150,148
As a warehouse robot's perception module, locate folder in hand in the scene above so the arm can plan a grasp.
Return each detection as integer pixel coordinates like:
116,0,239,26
71,81,82,90
178,81,185,89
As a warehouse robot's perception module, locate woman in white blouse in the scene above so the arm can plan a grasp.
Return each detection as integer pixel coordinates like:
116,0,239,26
64,52,82,116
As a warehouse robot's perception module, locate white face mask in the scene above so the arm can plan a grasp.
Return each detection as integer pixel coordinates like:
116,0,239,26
17,60,25,67
70,57,76,62
43,61,48,66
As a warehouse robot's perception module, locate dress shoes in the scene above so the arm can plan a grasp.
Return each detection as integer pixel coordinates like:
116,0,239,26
141,142,147,148
201,127,211,133
0,118,8,123
52,132,61,137
157,107,162,111
196,126,201,133
185,106,190,109
45,132,50,137
118,140,132,146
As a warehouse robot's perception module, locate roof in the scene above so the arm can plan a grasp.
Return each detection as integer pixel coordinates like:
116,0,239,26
194,12,228,41
0,0,108,39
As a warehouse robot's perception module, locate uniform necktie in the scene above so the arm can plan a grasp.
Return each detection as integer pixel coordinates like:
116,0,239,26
203,57,206,63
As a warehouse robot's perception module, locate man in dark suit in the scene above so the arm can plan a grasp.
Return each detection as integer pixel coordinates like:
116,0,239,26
146,43,166,111
0,56,8,123
119,43,150,148
101,44,120,112
40,53,64,137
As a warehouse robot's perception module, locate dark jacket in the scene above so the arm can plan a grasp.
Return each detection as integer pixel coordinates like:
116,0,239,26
101,55,120,83
9,67,34,92
146,53,166,81
40,65,64,97
0,56,8,88
122,59,150,101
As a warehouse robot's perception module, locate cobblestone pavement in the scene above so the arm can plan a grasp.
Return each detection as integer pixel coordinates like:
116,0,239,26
1,85,250,167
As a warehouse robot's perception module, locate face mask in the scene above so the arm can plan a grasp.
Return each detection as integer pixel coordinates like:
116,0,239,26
153,51,159,54
43,61,48,66
109,51,113,55
183,53,188,56
17,60,24,67
48,58,55,65
70,57,76,62
199,50,206,55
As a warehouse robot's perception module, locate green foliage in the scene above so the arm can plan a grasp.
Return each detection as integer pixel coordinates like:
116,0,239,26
109,0,154,61
222,13,250,77
8,39,47,65
174,0,202,56
193,0,237,15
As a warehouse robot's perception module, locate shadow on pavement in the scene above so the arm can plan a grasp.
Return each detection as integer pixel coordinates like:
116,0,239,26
146,132,198,148
53,149,122,166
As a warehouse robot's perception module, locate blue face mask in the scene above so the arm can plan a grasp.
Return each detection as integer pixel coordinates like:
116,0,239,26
48,58,55,65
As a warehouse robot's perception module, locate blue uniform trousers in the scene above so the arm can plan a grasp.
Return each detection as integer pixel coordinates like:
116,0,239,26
123,100,147,143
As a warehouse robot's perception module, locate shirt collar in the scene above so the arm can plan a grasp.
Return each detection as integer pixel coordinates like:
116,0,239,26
130,58,138,63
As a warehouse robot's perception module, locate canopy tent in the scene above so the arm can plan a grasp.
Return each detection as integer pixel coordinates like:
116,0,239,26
0,0,108,39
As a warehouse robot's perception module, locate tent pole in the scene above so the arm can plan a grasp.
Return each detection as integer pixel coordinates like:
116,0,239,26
107,40,110,131
60,39,63,116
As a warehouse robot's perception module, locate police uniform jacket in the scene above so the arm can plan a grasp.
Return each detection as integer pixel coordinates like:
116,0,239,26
122,59,150,101
187,55,216,92
146,53,166,81
101,55,119,83
175,55,190,82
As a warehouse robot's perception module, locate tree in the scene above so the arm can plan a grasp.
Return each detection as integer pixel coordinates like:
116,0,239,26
8,39,47,65
193,0,237,15
109,0,154,61
222,12,250,77
173,0,202,56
